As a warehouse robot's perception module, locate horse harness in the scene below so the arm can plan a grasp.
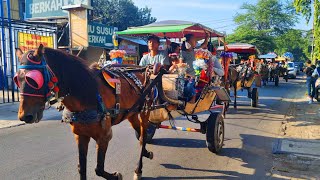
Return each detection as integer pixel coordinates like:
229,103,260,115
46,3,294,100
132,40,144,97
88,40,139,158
103,66,150,119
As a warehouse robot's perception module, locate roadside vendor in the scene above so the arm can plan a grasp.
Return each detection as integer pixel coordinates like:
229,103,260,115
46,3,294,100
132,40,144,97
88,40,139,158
139,35,170,66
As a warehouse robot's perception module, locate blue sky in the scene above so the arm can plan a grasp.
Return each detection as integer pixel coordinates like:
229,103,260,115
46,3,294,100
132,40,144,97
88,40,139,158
132,0,312,35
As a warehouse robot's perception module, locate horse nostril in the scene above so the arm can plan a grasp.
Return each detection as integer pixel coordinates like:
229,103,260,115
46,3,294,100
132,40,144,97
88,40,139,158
24,115,34,123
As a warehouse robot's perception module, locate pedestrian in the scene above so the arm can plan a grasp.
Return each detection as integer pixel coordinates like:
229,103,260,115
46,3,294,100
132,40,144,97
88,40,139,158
304,60,316,104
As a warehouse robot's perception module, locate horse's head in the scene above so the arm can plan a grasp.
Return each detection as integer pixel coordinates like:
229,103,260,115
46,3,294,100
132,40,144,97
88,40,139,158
14,45,51,123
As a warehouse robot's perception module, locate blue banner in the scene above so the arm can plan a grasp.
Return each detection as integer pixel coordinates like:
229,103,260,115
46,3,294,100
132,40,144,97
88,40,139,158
88,22,117,49
25,0,90,19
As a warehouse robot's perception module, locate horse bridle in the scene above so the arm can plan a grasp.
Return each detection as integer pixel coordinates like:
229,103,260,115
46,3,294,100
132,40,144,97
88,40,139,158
14,52,59,104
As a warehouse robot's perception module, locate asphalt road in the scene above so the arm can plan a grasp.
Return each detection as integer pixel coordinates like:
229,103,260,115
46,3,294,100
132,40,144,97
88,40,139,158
0,76,306,180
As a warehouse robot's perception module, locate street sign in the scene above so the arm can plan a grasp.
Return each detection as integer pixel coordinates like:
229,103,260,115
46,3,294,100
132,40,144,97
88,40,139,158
17,32,54,53
119,45,137,55
88,22,118,49
25,0,90,20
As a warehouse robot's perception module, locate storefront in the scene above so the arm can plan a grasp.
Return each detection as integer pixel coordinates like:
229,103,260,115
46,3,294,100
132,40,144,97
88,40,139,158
119,36,147,65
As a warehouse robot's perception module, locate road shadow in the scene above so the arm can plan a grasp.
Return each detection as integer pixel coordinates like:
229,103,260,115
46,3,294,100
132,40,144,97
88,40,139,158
145,134,283,179
151,138,206,148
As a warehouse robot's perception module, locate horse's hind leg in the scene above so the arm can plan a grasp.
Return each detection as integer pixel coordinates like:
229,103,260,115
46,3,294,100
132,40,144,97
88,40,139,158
128,114,141,137
233,83,237,109
95,124,122,180
75,134,90,180
134,113,153,180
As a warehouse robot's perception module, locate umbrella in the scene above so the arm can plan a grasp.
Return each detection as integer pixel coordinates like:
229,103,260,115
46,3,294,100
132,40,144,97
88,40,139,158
283,52,294,60
117,20,224,38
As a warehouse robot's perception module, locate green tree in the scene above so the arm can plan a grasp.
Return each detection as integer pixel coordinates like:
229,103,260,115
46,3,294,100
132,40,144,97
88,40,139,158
227,27,276,54
227,0,298,54
92,0,156,31
294,0,320,62
274,29,309,61
234,0,297,35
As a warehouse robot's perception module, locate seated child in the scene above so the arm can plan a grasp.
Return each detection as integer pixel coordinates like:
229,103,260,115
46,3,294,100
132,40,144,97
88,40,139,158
168,53,196,102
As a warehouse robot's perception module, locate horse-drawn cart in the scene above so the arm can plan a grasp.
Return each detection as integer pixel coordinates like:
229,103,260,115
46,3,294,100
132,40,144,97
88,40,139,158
117,20,231,153
217,43,261,108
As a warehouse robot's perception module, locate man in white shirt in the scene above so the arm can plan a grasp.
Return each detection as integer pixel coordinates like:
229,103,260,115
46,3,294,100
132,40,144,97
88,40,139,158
139,35,170,66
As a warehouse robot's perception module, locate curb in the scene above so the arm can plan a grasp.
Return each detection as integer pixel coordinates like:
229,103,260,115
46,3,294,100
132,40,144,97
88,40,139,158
0,121,26,130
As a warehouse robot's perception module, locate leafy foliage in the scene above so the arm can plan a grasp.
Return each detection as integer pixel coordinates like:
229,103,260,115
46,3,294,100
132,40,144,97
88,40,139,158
92,0,156,31
234,0,297,35
294,0,320,61
226,26,276,54
227,0,309,59
274,29,309,61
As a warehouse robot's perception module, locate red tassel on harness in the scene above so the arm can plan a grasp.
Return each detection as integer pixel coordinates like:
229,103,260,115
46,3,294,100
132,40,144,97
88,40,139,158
51,77,58,83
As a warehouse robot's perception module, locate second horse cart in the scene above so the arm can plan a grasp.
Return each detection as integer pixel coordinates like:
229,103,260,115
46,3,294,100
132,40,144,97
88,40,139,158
117,20,231,153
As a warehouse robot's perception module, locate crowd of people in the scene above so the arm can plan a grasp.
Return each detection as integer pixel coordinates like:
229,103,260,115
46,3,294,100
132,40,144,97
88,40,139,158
138,34,224,102
136,33,320,105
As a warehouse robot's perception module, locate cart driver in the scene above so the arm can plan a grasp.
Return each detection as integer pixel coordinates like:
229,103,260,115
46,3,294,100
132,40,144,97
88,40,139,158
139,35,170,67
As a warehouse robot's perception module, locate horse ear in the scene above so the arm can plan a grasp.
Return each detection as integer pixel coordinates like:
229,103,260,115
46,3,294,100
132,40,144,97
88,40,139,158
33,44,44,57
15,48,23,62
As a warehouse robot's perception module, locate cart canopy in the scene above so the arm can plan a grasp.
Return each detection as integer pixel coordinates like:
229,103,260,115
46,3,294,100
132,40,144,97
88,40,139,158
217,43,260,54
117,20,224,38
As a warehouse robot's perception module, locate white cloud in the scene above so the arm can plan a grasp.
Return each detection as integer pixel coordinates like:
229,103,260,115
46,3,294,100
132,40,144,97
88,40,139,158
133,0,240,10
174,1,240,10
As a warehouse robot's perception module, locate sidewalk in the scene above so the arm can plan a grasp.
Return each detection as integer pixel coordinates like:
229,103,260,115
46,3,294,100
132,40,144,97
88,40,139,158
0,103,25,129
0,103,61,129
272,93,320,179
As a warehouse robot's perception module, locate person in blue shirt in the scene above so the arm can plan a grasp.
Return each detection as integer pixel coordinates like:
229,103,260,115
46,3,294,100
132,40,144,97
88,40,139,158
139,35,170,66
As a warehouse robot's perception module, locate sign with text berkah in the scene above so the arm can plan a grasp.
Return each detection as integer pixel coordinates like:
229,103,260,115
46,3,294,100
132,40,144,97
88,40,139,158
25,0,90,20
88,22,118,49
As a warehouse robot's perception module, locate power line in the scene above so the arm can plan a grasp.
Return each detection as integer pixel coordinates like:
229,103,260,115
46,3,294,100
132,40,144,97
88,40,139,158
198,18,234,24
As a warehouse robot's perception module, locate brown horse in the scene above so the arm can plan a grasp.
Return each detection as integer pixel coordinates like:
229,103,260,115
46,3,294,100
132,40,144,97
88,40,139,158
225,63,258,109
14,45,156,180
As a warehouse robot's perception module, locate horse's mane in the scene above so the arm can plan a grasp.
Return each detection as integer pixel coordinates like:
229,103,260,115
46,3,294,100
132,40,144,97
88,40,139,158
44,48,98,106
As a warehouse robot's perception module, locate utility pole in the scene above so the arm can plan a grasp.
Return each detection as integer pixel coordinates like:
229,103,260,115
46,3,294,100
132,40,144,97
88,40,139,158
311,1,316,63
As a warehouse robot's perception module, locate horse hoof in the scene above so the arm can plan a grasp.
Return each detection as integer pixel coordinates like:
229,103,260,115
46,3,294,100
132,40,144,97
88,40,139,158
149,151,154,160
133,172,142,180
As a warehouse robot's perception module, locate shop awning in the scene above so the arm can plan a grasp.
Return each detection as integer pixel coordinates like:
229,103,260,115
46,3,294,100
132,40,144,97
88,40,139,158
117,20,224,38
275,57,287,61
217,43,260,54
119,35,147,45
258,54,277,59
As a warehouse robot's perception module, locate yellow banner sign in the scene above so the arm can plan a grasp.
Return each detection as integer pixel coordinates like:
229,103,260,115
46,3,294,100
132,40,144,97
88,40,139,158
18,32,54,53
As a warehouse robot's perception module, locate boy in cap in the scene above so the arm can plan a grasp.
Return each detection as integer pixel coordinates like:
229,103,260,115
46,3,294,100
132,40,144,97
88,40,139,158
139,35,170,66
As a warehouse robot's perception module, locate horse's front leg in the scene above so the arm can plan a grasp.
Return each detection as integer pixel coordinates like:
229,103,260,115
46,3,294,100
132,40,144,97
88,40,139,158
95,127,122,180
134,113,153,180
74,134,90,180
